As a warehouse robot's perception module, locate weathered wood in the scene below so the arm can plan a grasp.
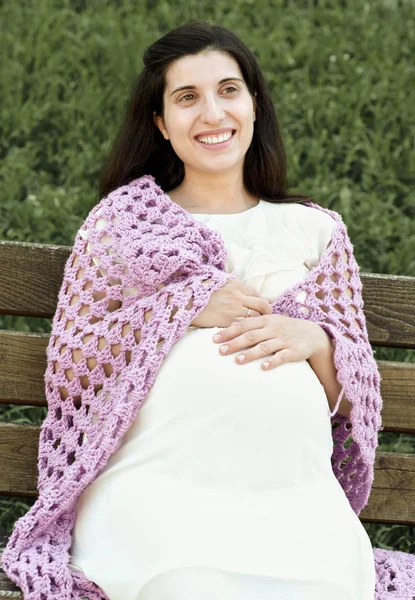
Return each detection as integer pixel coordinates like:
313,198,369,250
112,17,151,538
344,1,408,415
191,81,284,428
0,422,414,525
0,241,70,318
361,272,415,348
359,452,415,525
0,424,39,497
0,242,415,347
376,360,415,434
0,332,49,407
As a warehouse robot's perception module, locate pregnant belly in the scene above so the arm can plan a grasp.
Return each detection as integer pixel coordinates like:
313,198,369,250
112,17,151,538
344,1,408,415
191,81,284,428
100,326,336,490
155,325,332,423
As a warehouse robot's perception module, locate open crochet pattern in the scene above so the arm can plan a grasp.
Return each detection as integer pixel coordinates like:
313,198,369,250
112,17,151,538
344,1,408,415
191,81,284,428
1,174,414,599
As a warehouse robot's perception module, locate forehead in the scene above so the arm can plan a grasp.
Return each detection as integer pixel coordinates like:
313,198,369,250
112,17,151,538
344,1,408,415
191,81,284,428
165,51,243,91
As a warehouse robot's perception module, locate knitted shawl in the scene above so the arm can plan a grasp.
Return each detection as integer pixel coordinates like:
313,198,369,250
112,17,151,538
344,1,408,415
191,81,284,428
1,174,414,600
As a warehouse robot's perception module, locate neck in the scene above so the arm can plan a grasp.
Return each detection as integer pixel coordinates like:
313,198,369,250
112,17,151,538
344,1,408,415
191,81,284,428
168,171,259,214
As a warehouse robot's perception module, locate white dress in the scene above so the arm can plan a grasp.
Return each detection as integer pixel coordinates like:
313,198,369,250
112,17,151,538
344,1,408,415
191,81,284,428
68,200,376,600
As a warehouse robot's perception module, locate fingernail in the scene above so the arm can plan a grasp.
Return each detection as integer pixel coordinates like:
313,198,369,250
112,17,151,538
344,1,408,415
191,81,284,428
213,334,221,341
220,345,229,353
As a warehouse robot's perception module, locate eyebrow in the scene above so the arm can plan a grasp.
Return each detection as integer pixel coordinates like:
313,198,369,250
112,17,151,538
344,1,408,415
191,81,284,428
170,77,244,97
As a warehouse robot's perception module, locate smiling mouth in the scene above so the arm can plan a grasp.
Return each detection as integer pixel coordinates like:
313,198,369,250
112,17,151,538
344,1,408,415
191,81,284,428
195,129,236,145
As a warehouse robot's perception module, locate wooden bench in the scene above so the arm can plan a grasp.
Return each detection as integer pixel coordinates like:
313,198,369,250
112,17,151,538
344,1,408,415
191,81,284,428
0,239,414,598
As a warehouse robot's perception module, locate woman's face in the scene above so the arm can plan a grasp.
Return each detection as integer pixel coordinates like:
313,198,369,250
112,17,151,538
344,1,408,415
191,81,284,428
154,51,256,175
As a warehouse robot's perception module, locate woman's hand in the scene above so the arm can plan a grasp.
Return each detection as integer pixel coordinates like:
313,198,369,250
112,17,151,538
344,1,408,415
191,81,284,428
212,314,329,370
190,278,273,328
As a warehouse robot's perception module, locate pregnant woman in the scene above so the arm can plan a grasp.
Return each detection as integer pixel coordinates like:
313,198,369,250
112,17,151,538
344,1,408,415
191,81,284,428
65,21,376,600
68,199,376,600
10,18,415,600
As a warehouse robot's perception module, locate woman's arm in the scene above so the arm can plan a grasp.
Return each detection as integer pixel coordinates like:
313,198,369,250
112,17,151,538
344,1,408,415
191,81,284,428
307,320,353,419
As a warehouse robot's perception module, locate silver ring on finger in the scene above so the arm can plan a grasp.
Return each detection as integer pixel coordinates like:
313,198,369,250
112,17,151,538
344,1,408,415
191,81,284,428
246,307,251,318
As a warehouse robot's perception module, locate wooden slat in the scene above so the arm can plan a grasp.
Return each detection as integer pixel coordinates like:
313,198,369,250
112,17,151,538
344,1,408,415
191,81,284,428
0,242,415,347
361,272,415,349
0,241,70,318
0,332,49,407
360,452,415,525
1,329,413,432
0,424,39,497
0,423,414,525
377,360,415,434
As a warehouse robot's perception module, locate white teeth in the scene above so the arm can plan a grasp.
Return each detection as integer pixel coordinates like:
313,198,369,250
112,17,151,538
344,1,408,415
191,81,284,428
197,131,233,144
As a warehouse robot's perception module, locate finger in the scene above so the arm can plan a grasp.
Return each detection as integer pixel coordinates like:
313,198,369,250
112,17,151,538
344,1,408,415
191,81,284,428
262,348,293,370
213,318,260,344
234,308,261,321
235,337,286,365
243,295,273,316
264,303,274,315
243,284,261,297
217,321,267,356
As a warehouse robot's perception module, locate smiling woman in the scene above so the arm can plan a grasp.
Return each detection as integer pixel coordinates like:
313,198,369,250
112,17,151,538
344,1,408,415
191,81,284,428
1,18,389,600
60,19,376,600
67,192,374,600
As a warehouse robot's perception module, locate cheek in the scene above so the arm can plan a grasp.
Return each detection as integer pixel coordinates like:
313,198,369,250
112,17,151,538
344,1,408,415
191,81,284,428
167,120,195,155
233,98,255,120
233,107,255,138
165,110,192,138
182,122,202,150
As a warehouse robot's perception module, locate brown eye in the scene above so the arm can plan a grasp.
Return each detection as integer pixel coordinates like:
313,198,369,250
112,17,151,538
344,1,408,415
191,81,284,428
179,86,238,103
180,93,196,102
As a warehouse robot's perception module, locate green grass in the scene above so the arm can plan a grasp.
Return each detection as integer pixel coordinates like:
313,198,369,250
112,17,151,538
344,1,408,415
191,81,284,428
1,0,414,554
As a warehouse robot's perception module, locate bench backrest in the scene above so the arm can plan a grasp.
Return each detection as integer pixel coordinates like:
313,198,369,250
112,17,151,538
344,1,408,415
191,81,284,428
0,240,414,525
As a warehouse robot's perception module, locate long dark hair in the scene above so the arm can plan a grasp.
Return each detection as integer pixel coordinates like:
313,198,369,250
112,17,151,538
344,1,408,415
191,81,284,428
97,19,313,206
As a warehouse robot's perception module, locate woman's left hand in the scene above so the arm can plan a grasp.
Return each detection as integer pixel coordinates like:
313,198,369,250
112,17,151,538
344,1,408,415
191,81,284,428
212,314,328,370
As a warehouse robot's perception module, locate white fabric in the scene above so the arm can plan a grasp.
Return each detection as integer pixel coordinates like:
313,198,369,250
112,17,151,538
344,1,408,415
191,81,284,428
136,567,356,600
69,200,376,600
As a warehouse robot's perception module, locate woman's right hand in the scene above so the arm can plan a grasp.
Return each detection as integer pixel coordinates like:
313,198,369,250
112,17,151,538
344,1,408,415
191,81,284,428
190,278,273,328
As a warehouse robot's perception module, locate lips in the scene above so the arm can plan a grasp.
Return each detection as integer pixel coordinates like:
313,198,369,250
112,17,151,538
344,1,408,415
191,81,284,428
195,131,237,149
194,129,236,142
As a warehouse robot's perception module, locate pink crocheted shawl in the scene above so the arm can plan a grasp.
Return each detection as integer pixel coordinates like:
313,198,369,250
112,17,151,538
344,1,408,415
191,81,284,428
1,174,414,599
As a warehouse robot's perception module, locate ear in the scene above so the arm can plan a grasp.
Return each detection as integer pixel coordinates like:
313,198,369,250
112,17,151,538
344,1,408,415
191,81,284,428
153,111,169,140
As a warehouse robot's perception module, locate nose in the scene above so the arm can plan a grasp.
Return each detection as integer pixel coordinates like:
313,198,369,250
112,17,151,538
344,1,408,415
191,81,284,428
200,95,226,123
